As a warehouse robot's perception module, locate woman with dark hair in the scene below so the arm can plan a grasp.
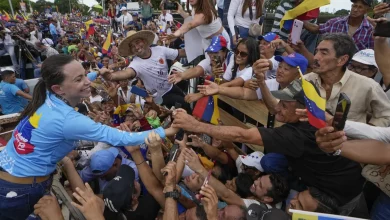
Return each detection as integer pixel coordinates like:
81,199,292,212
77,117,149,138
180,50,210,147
0,55,177,220
165,0,230,51
221,37,259,87
228,0,264,45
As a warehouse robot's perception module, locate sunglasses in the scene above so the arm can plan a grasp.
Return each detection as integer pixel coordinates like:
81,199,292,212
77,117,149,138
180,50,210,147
234,49,248,58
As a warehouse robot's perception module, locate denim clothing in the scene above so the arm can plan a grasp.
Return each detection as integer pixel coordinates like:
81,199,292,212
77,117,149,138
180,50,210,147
371,192,390,220
0,175,53,220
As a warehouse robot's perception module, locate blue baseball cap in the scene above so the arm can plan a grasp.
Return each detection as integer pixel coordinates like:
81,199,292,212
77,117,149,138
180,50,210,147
260,153,289,174
205,35,228,53
132,12,138,16
275,52,309,74
258,32,279,43
90,148,119,175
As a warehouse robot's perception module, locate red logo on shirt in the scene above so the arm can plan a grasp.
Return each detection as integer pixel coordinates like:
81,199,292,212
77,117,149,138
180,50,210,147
159,58,164,64
13,130,35,154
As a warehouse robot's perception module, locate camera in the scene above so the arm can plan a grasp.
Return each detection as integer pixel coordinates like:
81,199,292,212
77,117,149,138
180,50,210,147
164,1,178,10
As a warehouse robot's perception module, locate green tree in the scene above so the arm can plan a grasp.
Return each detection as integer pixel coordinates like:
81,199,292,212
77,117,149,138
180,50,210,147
334,9,350,16
264,0,281,13
0,0,21,14
32,0,51,12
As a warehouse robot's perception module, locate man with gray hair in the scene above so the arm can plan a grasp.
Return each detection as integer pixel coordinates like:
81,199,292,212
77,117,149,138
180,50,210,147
304,33,390,127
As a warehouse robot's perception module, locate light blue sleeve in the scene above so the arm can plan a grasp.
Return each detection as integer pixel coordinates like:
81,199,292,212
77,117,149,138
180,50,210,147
78,166,95,183
123,158,139,182
7,84,20,96
63,111,166,147
87,72,98,81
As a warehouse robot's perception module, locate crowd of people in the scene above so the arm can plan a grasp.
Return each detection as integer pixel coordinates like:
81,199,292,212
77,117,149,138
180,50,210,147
1,0,390,219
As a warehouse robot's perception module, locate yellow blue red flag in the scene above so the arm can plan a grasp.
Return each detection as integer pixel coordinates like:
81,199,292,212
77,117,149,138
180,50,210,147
102,29,112,54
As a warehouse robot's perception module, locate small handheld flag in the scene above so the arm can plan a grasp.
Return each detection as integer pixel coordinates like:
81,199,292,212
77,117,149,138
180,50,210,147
102,29,112,54
298,67,326,129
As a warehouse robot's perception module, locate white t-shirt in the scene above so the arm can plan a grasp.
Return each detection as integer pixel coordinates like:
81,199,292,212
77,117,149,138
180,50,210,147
129,46,178,101
159,13,173,32
266,56,279,79
256,79,280,100
198,53,235,77
90,95,103,103
223,66,252,81
228,0,261,36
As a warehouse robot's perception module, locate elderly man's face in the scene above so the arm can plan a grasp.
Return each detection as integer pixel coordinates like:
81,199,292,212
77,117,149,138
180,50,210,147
275,100,302,123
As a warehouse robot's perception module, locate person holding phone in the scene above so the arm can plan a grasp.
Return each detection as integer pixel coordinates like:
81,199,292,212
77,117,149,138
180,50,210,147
159,9,174,33
163,0,230,52
227,0,264,45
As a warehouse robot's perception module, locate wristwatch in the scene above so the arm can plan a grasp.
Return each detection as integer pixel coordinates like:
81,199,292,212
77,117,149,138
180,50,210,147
164,189,180,200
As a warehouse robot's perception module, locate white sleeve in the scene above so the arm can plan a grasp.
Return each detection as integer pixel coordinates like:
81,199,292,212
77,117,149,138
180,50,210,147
115,15,121,22
167,14,174,21
344,120,390,143
223,55,235,81
198,57,212,74
228,0,240,36
256,79,278,100
239,67,252,81
270,57,279,71
161,46,179,60
242,199,260,208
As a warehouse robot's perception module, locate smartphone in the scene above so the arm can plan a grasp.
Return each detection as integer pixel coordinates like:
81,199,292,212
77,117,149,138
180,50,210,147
198,170,212,199
374,20,390,37
164,2,178,10
234,26,240,41
130,86,148,98
161,115,172,128
179,183,202,206
175,129,185,141
332,93,351,131
162,143,180,176
201,134,212,145
214,56,222,69
199,77,205,85
291,19,303,45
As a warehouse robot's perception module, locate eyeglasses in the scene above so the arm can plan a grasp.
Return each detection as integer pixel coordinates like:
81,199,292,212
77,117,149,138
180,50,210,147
347,63,375,74
234,49,248,58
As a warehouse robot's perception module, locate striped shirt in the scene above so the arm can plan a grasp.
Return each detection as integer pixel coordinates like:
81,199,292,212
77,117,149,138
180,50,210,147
271,0,294,40
319,16,374,50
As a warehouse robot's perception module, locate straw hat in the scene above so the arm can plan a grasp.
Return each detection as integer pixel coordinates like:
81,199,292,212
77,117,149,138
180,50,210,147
118,30,155,57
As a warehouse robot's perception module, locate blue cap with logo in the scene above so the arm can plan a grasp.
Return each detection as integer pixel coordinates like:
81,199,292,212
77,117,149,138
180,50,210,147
205,35,228,53
260,153,289,174
258,32,279,43
132,12,138,16
275,52,309,74
90,148,119,175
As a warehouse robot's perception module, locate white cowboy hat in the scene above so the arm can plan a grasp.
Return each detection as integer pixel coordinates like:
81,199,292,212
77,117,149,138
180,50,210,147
118,30,155,57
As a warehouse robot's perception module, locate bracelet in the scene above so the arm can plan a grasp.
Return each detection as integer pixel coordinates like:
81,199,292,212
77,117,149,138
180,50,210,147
332,149,342,156
136,160,145,165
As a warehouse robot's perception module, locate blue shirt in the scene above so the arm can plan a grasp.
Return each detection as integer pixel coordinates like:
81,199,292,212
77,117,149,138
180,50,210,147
49,23,57,35
14,78,28,92
0,91,166,177
0,81,28,114
79,157,139,193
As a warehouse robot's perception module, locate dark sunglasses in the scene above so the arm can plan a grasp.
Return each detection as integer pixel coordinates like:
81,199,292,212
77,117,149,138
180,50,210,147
235,49,248,58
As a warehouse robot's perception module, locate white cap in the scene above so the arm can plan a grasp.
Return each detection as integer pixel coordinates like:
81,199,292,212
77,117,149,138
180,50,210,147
352,49,378,68
97,52,102,57
120,6,127,11
239,151,264,172
0,66,15,72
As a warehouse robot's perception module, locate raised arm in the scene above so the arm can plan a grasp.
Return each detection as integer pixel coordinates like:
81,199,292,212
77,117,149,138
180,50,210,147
172,13,206,37
374,36,390,87
344,120,390,143
303,21,320,34
16,90,32,100
100,67,136,82
173,112,263,145
187,135,229,164
182,148,245,207
198,80,258,100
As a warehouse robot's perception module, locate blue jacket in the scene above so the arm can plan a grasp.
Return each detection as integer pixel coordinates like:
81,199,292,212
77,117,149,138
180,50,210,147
0,91,165,177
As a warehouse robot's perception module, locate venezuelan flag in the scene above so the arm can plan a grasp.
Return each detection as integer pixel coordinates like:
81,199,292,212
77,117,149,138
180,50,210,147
280,0,330,30
102,29,112,54
113,103,133,126
86,24,95,39
193,75,220,124
299,67,326,129
84,19,94,30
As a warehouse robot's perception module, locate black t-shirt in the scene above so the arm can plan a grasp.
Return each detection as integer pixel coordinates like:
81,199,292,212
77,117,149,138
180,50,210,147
124,193,161,220
258,122,365,205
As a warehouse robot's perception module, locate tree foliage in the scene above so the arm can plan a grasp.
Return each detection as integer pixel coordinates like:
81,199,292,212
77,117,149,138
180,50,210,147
334,9,350,16
0,0,21,14
264,0,281,13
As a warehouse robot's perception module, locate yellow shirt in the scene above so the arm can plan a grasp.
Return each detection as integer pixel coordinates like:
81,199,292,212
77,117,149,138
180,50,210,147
304,69,390,127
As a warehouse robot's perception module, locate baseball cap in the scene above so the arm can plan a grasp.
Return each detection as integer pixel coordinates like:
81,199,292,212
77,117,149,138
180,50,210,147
275,52,309,74
260,153,289,174
351,0,372,7
239,151,265,172
103,165,135,219
205,36,228,53
0,66,15,72
271,79,305,105
246,203,289,220
90,148,119,175
258,32,279,43
132,12,138,16
120,6,127,11
352,49,377,68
